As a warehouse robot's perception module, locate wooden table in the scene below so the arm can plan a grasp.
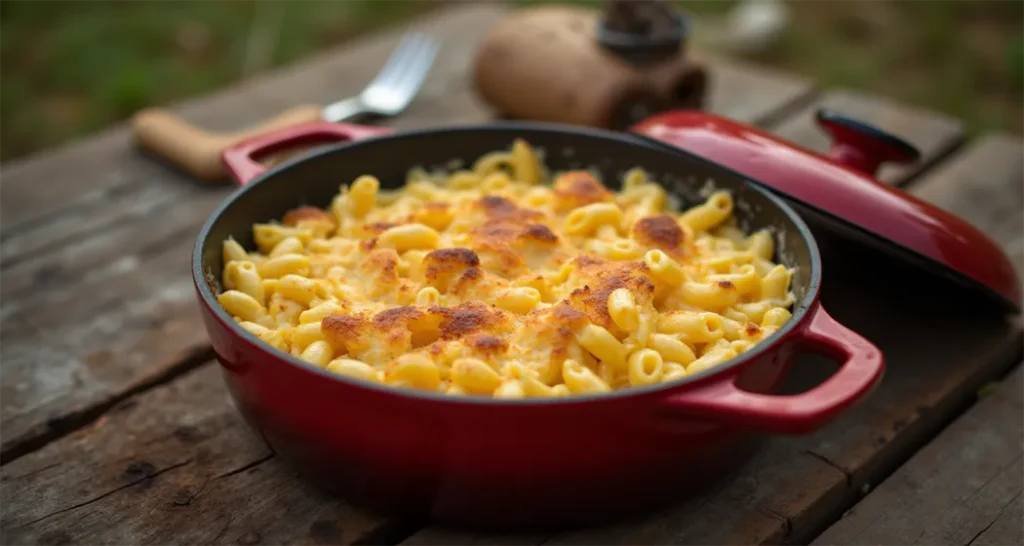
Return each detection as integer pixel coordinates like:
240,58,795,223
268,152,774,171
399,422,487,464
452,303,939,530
2,4,1021,545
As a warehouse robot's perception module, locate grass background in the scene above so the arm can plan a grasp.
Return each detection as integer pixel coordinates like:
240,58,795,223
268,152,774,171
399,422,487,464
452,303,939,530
1,0,1021,162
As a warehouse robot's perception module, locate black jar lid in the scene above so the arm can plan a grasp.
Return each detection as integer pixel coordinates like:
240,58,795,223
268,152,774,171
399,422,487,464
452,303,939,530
596,0,690,66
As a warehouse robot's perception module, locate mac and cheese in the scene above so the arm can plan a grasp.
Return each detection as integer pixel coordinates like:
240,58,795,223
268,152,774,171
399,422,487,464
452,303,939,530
218,139,795,398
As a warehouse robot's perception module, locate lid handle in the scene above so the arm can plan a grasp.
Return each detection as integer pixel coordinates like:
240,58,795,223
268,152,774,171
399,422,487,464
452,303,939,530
816,108,921,177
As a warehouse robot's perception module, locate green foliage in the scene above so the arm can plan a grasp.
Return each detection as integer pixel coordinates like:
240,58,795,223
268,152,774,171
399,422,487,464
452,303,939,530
1009,32,1024,94
1,0,1021,162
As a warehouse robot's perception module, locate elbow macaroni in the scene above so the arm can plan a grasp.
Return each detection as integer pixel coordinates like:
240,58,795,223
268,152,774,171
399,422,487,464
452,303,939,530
217,138,796,398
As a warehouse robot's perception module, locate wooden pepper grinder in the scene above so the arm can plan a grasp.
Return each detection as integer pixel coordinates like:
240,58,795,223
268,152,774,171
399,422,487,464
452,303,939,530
472,0,707,130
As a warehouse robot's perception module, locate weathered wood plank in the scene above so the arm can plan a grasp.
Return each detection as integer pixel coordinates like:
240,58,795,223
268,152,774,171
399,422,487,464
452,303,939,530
0,2,818,460
0,2,506,459
772,89,965,185
408,437,846,546
402,120,1022,545
812,365,1023,546
911,134,1024,285
0,365,399,545
703,54,817,127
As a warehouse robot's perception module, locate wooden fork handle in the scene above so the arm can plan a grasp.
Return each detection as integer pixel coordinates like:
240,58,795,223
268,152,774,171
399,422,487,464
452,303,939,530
131,104,324,183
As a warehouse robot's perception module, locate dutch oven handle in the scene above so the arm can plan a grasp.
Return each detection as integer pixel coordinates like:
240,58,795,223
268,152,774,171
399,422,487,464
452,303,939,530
222,121,394,185
661,303,884,434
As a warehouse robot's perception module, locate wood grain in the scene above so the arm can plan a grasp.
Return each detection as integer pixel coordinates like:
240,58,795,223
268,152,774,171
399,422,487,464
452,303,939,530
771,89,965,185
911,134,1024,284
812,365,1023,546
703,53,816,127
0,365,398,545
407,437,846,546
0,2,817,461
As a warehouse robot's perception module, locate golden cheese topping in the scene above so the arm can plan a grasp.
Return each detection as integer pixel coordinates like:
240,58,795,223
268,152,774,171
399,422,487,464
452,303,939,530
217,139,796,398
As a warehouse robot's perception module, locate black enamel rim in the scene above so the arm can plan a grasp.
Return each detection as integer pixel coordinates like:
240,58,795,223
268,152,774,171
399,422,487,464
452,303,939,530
193,121,823,406
596,8,690,47
595,9,690,64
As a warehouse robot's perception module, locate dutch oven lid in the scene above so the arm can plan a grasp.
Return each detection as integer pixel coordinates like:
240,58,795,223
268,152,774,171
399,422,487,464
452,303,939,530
630,109,1022,313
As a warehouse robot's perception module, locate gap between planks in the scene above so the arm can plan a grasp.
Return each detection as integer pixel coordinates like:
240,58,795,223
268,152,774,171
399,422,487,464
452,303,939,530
813,363,1024,546
0,347,214,465
801,352,1024,545
0,364,392,545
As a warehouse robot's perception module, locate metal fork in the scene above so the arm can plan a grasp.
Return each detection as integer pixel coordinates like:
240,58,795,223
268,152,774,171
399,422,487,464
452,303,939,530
322,32,440,123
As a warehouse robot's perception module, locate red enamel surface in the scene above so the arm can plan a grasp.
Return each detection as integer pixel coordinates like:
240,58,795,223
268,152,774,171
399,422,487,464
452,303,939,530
196,275,880,525
631,111,1022,310
816,110,921,174
662,304,884,434
222,121,394,185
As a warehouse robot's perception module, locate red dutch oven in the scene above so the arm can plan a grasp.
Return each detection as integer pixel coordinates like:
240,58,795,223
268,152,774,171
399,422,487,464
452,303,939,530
192,109,1017,528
